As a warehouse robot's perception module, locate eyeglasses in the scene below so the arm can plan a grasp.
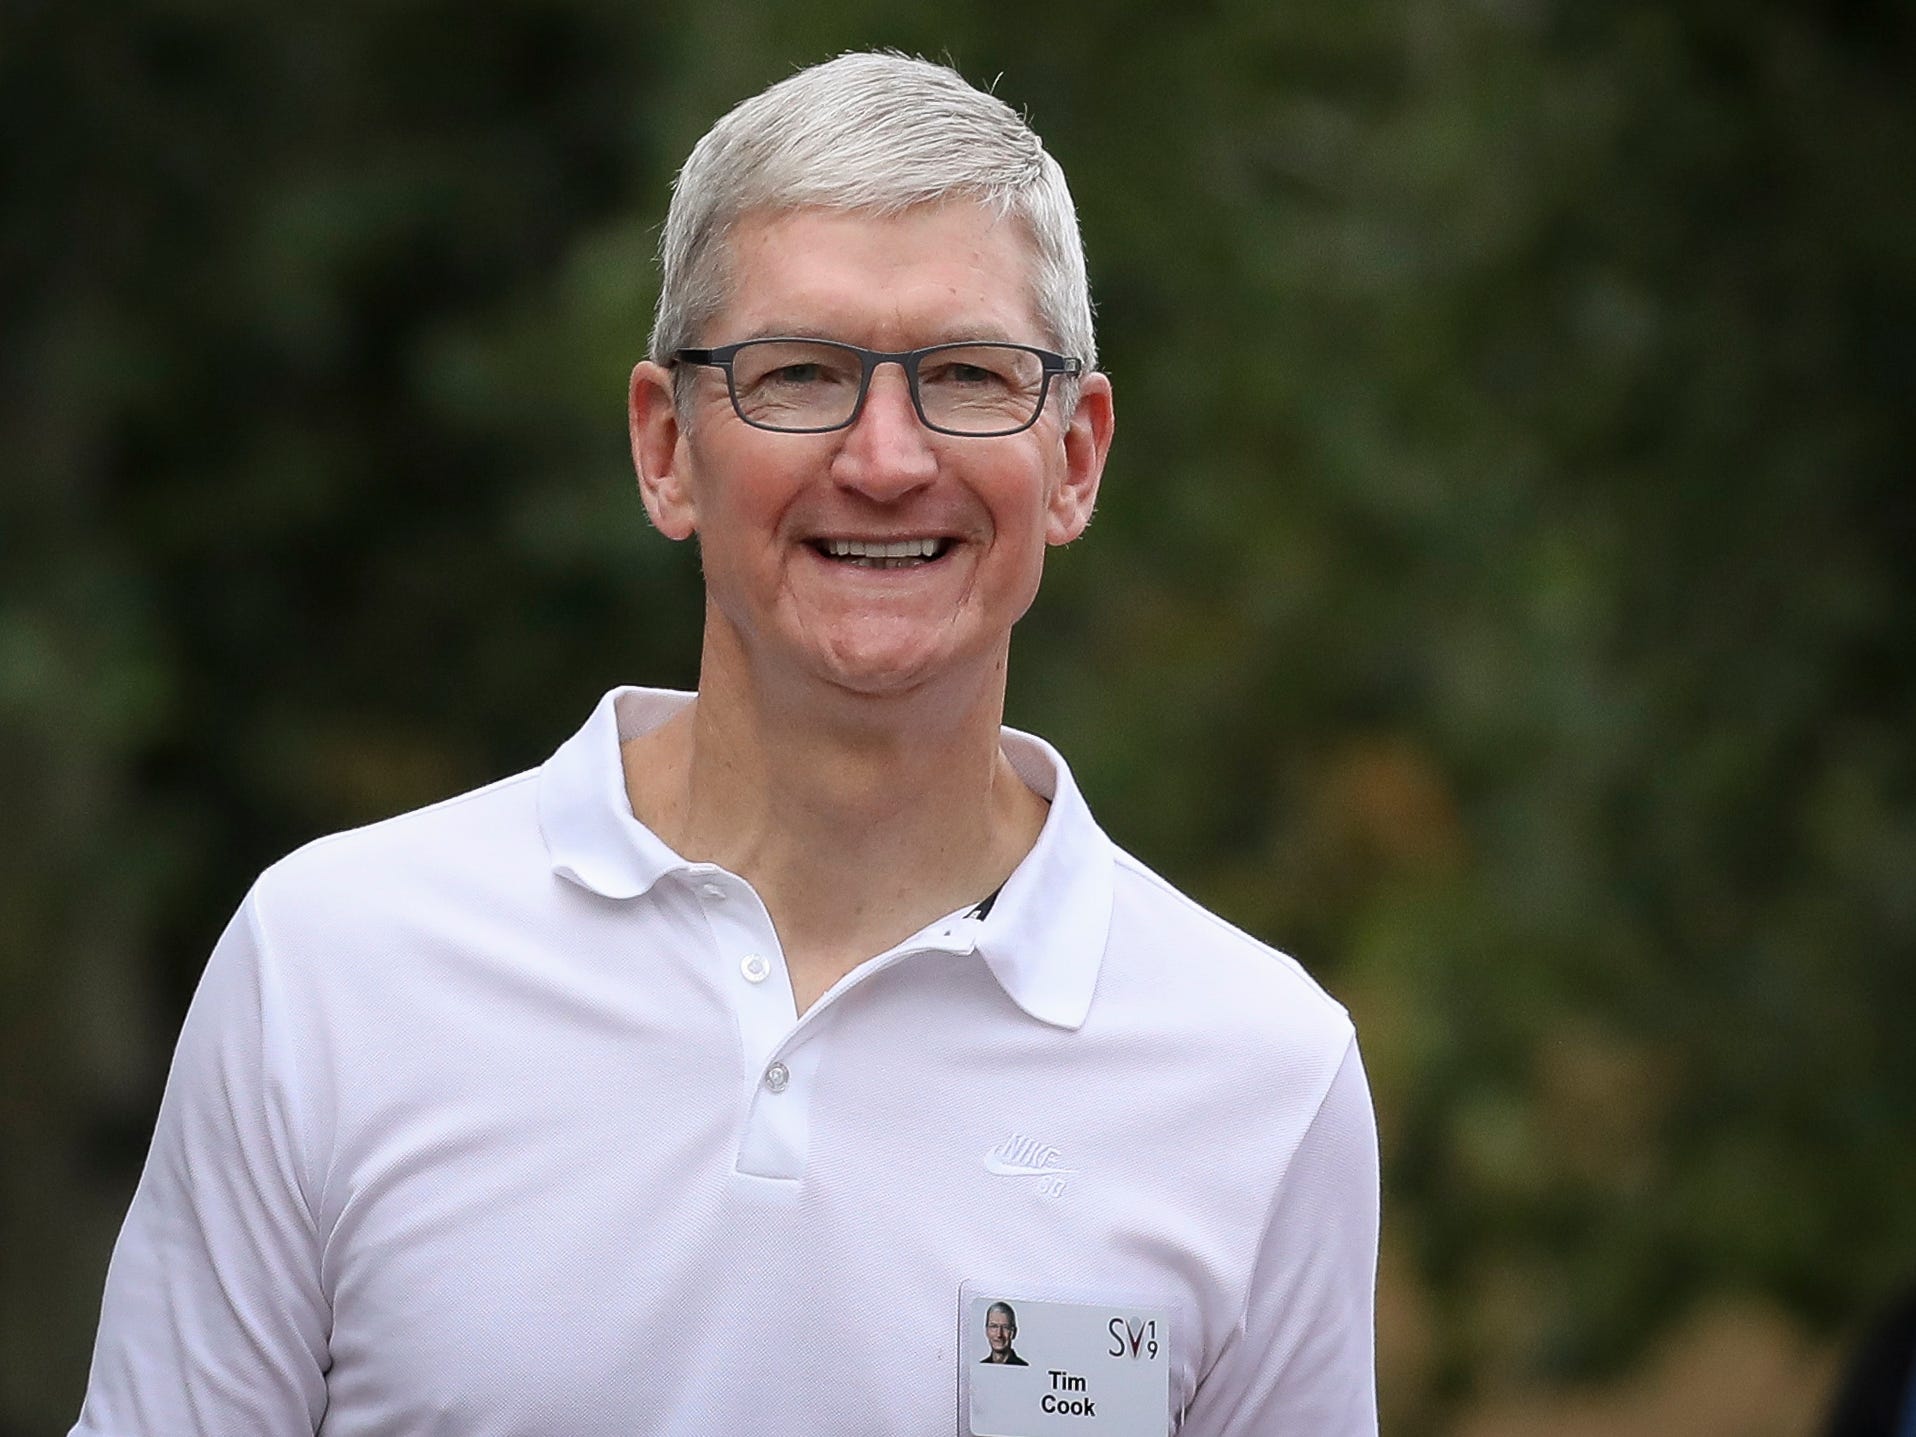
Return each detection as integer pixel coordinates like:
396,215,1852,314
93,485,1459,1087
671,338,1081,437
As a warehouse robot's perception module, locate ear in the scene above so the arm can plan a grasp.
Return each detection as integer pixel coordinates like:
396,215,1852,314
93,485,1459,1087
629,360,699,541
1045,371,1114,546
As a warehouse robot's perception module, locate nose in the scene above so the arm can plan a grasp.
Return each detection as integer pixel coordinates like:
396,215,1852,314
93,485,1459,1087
829,361,938,501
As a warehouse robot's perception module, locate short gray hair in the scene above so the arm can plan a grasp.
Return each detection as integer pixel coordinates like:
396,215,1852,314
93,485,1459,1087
649,52,1096,377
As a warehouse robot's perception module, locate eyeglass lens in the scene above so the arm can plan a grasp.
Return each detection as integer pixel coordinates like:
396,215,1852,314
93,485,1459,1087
727,341,1051,434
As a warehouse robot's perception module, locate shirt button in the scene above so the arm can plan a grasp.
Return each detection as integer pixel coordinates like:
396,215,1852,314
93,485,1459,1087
700,882,726,901
764,1061,790,1093
740,953,770,983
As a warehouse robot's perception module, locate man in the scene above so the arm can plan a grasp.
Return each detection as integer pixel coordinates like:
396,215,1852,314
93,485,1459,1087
73,52,1379,1435
982,1301,1030,1366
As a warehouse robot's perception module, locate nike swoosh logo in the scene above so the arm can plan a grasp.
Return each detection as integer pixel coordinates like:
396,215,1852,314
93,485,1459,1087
984,1156,1078,1178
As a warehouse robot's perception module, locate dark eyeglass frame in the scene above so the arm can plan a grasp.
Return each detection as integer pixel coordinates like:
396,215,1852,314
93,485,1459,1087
671,338,1083,437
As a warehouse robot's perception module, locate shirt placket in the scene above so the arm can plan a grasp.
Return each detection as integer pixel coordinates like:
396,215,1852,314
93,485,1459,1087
686,863,984,1182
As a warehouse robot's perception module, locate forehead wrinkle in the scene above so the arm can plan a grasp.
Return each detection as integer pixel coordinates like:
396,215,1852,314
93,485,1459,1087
707,203,1049,350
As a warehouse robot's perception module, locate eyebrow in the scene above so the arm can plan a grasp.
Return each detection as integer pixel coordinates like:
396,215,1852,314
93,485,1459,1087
735,325,1028,348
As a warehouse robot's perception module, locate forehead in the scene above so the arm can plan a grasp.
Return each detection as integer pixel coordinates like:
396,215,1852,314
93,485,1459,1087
708,202,1045,348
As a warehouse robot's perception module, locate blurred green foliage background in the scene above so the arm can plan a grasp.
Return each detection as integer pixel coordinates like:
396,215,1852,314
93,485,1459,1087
4,2,1912,1432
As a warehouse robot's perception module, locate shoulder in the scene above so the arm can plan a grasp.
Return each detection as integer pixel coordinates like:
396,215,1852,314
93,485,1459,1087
1087,844,1359,1118
1107,845,1352,1033
249,767,544,937
207,767,573,1048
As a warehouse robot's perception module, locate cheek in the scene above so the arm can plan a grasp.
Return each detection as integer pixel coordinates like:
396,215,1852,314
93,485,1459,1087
687,448,795,544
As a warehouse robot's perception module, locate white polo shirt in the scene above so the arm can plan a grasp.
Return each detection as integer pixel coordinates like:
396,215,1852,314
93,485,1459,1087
73,687,1378,1436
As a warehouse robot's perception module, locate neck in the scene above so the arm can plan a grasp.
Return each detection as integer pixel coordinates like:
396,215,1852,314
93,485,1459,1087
622,628,1047,1012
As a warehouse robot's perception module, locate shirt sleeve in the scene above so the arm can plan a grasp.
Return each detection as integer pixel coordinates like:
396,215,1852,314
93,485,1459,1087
71,890,331,1437
1182,1034,1381,1436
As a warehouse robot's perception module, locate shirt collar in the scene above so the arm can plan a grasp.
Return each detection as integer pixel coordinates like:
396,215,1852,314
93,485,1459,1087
537,687,695,901
974,727,1113,1030
537,686,1113,1031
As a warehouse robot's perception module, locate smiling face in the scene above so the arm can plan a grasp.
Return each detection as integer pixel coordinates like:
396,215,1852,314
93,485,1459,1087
986,1306,1016,1354
630,202,1113,707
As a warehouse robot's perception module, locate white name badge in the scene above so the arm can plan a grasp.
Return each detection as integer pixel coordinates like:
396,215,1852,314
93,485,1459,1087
961,1292,1172,1437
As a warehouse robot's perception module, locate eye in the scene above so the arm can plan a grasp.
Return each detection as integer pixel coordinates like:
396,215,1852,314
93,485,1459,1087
920,360,1013,390
919,344,1047,396
733,341,861,392
763,362,830,386
946,363,1001,386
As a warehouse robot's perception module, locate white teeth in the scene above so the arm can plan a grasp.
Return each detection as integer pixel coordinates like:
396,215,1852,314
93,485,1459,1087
824,538,941,559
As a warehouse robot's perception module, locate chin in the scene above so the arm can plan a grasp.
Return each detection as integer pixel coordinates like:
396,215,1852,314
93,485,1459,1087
806,636,981,699
802,622,966,693
812,655,943,699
